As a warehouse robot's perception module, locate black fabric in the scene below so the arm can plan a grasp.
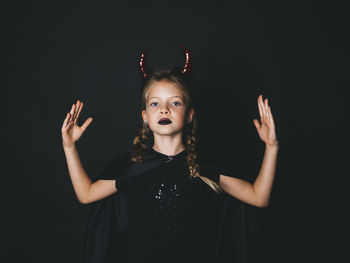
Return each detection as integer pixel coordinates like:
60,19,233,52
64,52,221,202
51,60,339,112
84,148,266,263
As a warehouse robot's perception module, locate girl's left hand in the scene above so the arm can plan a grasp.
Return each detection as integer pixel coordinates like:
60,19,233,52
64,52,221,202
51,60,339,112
253,95,279,147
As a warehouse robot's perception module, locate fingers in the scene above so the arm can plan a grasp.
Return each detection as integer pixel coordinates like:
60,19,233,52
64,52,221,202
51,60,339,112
258,94,273,124
74,101,83,125
69,103,75,116
71,100,79,125
258,95,267,120
65,100,83,128
262,96,268,116
253,118,260,130
264,97,270,121
62,112,71,129
81,117,93,132
71,100,81,125
268,105,275,126
266,105,271,121
263,97,272,123
67,103,76,127
257,95,263,117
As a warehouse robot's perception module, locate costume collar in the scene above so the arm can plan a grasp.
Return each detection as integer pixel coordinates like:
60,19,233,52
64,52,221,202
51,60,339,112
147,147,186,162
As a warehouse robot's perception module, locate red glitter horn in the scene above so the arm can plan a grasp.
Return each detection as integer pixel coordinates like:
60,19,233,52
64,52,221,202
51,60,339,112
181,45,191,74
139,50,148,78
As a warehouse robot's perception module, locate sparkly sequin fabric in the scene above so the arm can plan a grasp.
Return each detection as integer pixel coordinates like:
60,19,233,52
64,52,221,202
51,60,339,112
119,148,218,262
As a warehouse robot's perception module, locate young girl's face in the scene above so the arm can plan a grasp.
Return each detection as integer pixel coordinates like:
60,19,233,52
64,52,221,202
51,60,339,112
142,80,194,136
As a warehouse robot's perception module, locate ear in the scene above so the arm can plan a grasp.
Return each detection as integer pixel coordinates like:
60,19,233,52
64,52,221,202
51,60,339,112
186,108,195,123
142,110,147,123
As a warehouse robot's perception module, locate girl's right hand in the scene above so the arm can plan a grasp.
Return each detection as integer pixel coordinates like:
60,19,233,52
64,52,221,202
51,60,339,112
61,100,93,148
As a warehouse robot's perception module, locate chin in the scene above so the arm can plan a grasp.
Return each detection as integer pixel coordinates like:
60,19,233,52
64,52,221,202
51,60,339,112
153,128,183,136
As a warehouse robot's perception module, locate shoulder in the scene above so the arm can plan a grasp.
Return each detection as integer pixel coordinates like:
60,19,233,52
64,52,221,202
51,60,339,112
106,151,133,168
198,161,236,184
96,151,133,180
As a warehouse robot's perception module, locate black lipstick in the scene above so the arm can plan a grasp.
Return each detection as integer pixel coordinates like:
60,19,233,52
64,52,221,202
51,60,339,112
158,118,172,125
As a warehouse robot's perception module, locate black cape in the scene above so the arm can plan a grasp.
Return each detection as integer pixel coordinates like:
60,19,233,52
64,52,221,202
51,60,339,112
83,149,266,263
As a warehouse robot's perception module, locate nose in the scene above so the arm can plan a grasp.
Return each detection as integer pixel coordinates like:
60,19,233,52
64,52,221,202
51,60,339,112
160,105,169,114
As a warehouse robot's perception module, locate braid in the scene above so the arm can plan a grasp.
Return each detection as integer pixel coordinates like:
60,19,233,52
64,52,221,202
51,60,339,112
184,118,223,194
131,122,151,162
184,119,200,178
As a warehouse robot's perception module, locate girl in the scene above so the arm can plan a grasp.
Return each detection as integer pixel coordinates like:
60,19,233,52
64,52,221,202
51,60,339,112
61,47,279,263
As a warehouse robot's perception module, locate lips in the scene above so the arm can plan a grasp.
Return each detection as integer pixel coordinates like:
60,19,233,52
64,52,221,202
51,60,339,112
158,118,172,125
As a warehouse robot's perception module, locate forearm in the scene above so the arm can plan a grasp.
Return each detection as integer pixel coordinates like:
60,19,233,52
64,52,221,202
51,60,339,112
63,144,92,204
252,142,279,207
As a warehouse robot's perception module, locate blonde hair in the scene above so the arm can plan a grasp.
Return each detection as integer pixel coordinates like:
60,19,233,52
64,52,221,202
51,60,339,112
130,67,223,194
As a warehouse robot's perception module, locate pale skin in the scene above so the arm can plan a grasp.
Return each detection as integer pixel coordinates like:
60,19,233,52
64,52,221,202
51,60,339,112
219,94,279,207
62,80,278,207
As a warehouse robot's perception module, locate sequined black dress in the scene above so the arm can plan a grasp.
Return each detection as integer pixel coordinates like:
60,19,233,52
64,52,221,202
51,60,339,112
84,148,265,263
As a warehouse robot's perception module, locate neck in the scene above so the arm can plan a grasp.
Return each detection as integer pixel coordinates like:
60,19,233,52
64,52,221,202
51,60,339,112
152,138,185,156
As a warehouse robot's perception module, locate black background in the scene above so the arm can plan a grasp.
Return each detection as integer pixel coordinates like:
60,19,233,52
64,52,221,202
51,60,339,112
3,0,348,262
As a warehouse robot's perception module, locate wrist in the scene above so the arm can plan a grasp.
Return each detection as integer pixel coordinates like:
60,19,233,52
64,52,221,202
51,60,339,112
265,140,279,149
63,142,76,150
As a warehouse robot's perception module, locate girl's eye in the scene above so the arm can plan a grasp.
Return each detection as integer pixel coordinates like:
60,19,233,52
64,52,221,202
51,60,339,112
150,102,181,107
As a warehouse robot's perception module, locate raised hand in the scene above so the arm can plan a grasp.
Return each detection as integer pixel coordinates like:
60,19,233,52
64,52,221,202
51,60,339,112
61,100,93,147
253,95,278,147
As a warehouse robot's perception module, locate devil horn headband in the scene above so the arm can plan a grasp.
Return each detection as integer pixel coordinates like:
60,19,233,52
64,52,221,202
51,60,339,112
138,45,192,79
139,50,148,78
181,44,191,74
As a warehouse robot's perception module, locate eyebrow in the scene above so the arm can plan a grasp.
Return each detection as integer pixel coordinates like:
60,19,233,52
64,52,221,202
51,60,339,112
149,96,183,100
